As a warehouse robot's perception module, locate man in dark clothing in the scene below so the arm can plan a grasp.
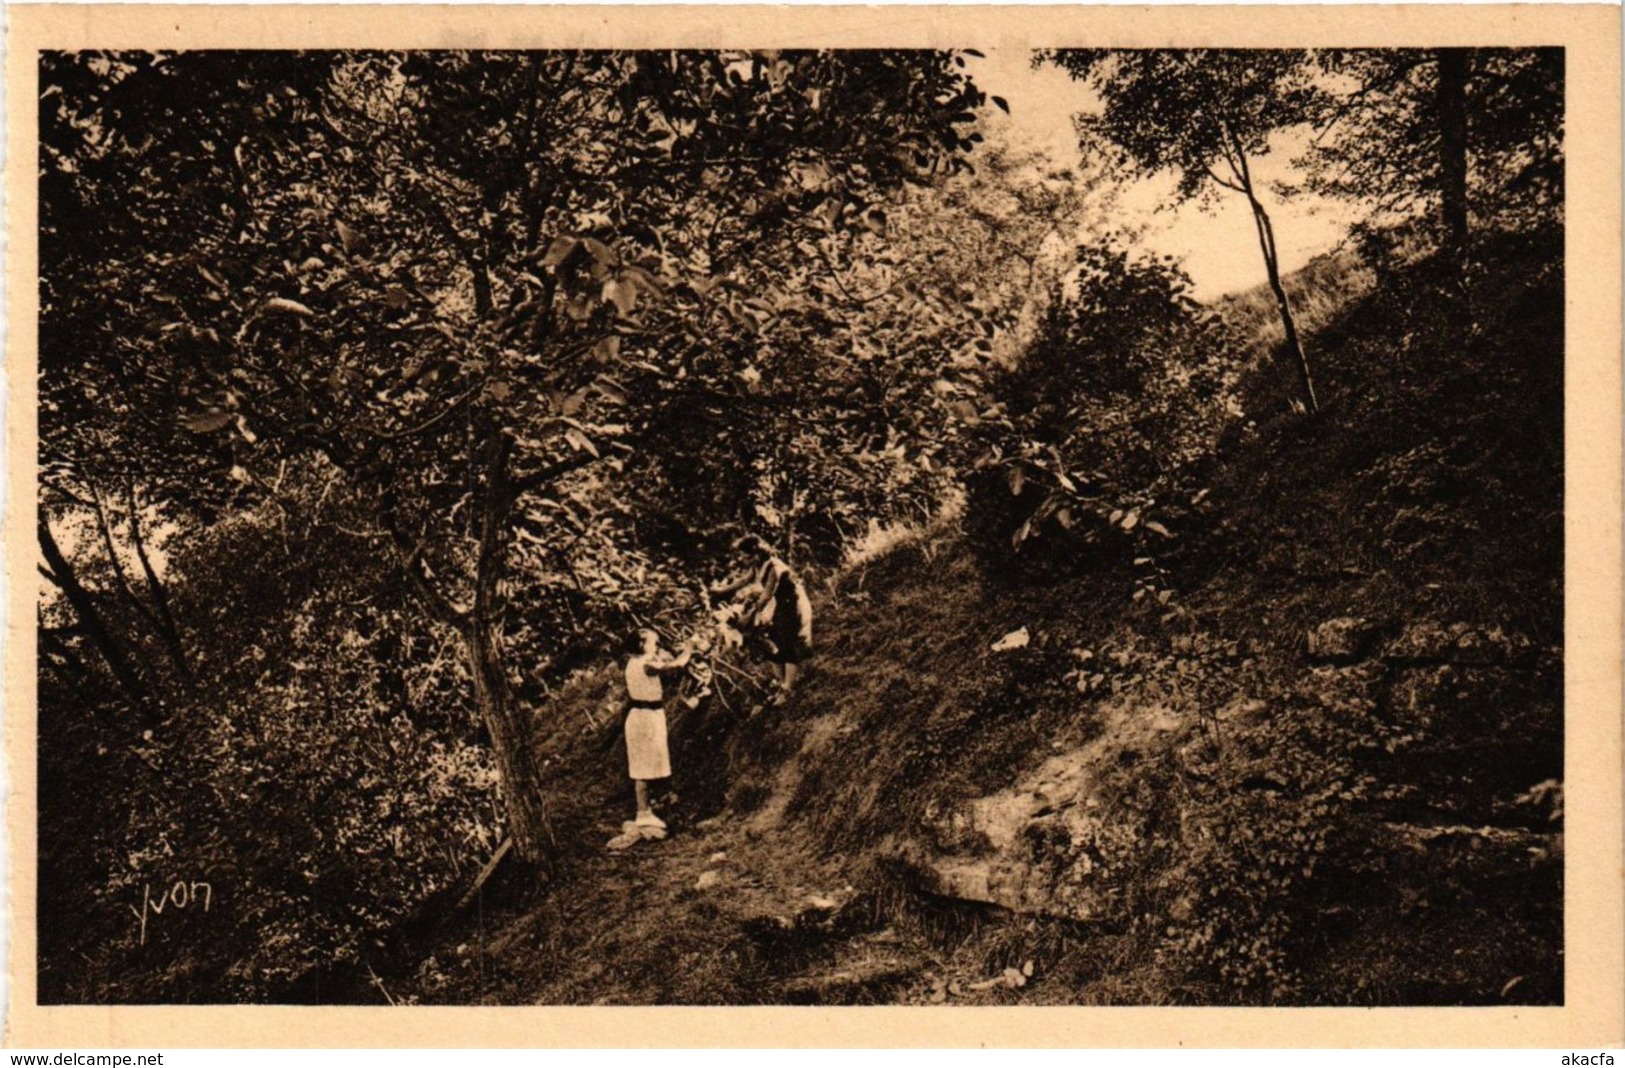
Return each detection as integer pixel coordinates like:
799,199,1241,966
711,535,813,701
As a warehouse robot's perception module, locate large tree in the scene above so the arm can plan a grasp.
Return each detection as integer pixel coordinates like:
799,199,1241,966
41,49,997,864
1305,48,1564,303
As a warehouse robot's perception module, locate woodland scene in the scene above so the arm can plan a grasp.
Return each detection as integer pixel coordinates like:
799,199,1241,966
36,46,1563,1005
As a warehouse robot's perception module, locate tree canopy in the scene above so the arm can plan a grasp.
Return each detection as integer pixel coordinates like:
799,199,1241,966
1043,49,1324,412
40,48,1013,862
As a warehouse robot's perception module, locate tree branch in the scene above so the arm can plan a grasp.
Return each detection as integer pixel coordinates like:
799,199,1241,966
376,384,480,441
88,479,163,637
510,450,603,498
376,490,471,632
39,514,152,716
126,480,194,689
1203,164,1246,194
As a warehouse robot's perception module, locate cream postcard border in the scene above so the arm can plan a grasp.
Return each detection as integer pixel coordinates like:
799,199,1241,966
5,4,1621,1048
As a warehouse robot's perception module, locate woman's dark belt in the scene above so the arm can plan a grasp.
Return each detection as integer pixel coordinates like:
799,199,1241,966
628,700,664,711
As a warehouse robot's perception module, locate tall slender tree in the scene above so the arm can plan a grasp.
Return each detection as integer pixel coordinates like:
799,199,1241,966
1044,49,1322,413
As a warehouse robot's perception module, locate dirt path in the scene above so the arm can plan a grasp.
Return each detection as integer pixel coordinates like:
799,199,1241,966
412,794,936,1005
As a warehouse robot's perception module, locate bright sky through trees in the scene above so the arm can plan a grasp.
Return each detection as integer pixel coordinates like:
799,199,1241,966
969,49,1358,300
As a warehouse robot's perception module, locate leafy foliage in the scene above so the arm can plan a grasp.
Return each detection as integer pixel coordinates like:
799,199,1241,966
1043,50,1318,203
40,467,499,1001
966,242,1240,576
1303,49,1564,238
37,45,1564,1007
1042,49,1325,411
40,48,1003,864
38,46,1034,997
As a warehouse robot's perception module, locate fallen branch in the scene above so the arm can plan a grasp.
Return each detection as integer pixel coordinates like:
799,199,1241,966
366,963,398,1006
455,837,514,912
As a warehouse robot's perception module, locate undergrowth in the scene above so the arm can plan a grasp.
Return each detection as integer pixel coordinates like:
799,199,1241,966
727,230,1563,1005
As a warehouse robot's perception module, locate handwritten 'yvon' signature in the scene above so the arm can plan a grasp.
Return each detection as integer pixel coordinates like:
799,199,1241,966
129,880,213,946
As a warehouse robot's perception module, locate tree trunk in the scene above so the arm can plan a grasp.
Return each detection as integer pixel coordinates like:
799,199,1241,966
38,516,151,715
467,431,554,866
89,481,194,691
88,483,161,636
470,254,494,319
1225,123,1319,415
1436,47,1472,330
776,407,797,562
126,481,194,690
1248,196,1320,414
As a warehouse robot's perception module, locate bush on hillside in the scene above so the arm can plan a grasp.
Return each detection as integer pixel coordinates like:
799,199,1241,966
1149,230,1564,1002
38,478,504,1003
752,231,1562,1006
965,242,1243,580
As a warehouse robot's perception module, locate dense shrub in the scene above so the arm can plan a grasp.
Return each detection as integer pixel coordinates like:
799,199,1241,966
39,476,504,1002
966,242,1242,578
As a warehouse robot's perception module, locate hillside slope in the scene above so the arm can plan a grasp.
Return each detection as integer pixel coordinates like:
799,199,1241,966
397,233,1562,1006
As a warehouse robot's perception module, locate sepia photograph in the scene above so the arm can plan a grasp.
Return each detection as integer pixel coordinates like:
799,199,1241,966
11,5,1621,1043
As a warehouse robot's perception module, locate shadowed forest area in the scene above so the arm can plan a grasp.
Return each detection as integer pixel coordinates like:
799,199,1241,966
37,47,1562,1005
